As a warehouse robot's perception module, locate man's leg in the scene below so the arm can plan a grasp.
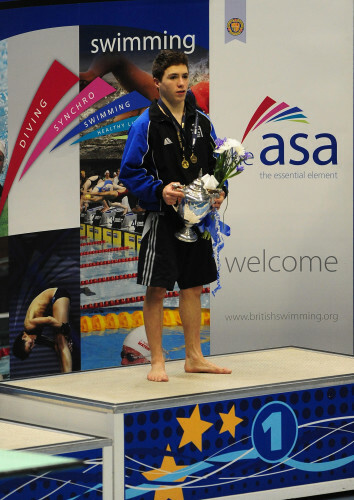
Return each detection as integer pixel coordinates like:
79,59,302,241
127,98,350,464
55,333,72,373
52,296,72,373
180,286,232,374
52,296,70,324
144,286,168,382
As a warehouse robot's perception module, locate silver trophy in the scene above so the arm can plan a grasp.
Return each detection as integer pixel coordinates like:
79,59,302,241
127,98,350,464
172,173,221,243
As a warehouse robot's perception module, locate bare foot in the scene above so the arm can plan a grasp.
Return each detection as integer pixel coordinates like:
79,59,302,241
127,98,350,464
185,357,232,375
147,361,169,382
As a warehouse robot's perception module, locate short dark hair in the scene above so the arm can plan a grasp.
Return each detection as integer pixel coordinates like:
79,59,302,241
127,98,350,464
12,333,30,360
152,50,189,81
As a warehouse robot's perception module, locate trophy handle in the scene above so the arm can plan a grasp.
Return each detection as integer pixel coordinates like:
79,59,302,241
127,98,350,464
171,183,185,212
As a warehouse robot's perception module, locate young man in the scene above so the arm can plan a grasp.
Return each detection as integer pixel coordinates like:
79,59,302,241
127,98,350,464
12,287,73,373
120,50,231,382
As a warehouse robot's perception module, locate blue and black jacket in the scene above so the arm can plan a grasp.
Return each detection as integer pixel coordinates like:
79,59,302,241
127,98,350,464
120,98,217,211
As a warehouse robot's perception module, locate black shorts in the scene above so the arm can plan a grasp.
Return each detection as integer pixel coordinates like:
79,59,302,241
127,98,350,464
137,212,217,290
51,287,71,304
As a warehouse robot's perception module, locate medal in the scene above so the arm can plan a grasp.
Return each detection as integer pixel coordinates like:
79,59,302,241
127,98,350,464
190,153,197,164
157,98,199,172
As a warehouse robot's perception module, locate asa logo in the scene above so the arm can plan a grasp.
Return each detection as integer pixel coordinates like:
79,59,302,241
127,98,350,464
242,96,337,166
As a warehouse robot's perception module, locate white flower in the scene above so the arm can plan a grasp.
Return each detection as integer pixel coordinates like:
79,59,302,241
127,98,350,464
213,136,248,188
214,143,228,153
225,138,242,149
234,143,245,157
215,138,244,156
222,139,245,157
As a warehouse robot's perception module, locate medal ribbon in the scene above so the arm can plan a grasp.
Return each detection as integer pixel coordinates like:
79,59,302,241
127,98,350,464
190,109,199,161
158,98,199,166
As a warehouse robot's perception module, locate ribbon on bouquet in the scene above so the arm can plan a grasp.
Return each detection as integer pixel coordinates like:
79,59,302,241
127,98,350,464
198,210,230,295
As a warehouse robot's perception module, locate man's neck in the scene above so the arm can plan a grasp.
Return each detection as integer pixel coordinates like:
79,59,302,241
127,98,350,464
159,97,185,124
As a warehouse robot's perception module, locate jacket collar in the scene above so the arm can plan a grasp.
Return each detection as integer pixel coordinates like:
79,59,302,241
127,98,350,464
150,97,196,123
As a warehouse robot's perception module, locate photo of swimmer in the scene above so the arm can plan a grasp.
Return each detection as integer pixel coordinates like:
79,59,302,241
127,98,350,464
9,228,80,378
120,326,151,365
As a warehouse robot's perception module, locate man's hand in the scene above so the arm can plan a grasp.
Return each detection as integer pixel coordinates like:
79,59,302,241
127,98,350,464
212,190,225,210
162,182,185,205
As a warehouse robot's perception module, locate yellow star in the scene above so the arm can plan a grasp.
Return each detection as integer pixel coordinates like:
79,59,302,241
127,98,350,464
177,404,213,451
142,445,186,500
154,485,184,500
219,405,243,438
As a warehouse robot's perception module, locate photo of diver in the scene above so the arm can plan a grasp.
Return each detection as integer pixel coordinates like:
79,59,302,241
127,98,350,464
9,228,80,378
12,287,73,373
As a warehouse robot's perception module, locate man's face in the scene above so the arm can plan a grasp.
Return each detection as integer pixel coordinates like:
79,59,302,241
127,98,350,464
155,64,189,107
21,333,36,353
120,345,149,366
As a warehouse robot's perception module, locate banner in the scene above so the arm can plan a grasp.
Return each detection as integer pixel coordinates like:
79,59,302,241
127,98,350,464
210,0,353,355
0,0,212,379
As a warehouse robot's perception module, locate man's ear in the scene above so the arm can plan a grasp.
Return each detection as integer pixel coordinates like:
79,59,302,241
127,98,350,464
153,77,160,89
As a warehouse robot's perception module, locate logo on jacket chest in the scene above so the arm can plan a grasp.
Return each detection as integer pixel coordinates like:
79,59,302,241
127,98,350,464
191,125,204,138
163,126,203,146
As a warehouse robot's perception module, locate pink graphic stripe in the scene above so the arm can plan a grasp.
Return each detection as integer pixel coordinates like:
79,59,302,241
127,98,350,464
252,101,289,132
241,96,276,143
20,78,116,179
0,60,78,216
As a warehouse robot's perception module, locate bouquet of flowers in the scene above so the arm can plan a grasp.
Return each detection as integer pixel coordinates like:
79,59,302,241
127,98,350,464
202,137,249,191
200,137,250,294
214,137,250,188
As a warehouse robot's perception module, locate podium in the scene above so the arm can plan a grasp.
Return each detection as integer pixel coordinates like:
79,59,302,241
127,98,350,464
0,347,353,499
